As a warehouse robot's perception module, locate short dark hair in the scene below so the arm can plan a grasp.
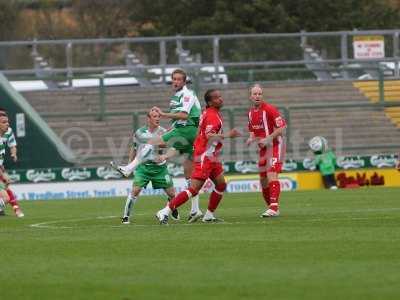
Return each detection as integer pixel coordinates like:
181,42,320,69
0,106,7,117
204,89,218,108
171,69,187,81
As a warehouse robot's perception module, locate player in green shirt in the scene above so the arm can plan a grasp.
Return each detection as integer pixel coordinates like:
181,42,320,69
149,69,203,222
112,110,179,224
0,110,24,217
308,136,338,189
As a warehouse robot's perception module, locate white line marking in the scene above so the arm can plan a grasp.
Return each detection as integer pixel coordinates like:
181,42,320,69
29,215,119,229
28,214,400,229
28,207,400,229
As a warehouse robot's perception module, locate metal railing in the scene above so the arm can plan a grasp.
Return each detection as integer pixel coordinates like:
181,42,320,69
25,65,398,123
1,30,400,80
39,99,400,162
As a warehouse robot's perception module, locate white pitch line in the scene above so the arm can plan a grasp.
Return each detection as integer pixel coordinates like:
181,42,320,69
28,206,400,229
95,215,119,219
29,214,400,230
29,215,119,229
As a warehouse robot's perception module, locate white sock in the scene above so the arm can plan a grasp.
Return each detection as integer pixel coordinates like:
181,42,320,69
123,194,137,217
161,205,172,216
0,196,5,210
191,195,200,213
187,178,200,213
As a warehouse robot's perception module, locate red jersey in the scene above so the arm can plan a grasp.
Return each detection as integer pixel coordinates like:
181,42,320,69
194,107,223,159
248,101,286,145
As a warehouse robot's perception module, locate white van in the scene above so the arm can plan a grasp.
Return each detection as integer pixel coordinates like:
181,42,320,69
147,66,228,84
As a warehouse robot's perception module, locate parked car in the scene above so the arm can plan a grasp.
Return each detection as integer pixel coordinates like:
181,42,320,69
147,66,228,84
58,70,140,88
9,80,49,92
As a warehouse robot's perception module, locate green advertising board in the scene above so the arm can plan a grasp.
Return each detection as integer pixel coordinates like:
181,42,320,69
6,154,398,184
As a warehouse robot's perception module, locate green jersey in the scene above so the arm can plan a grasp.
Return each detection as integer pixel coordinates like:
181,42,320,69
0,128,17,167
134,125,167,167
314,150,336,176
169,85,201,127
0,140,4,167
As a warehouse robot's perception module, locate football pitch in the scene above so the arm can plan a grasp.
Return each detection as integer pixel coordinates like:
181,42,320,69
1,187,400,300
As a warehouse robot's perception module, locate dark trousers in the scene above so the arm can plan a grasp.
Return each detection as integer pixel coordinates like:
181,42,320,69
322,174,337,189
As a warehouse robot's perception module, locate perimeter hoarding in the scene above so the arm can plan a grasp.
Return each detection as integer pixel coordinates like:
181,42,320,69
11,168,399,201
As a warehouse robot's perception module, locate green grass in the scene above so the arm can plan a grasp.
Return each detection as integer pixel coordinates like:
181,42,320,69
1,187,400,300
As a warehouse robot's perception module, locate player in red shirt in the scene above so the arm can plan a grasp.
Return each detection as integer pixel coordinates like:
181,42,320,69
246,84,286,217
155,89,241,224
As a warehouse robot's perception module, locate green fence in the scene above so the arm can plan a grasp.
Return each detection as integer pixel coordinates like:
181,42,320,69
4,67,400,168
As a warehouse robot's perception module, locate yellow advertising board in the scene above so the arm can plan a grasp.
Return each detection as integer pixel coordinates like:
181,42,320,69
224,168,400,192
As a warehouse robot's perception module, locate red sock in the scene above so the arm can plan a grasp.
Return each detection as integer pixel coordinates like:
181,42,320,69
168,188,197,210
262,187,270,206
208,191,222,212
268,181,280,211
6,189,19,209
208,183,226,212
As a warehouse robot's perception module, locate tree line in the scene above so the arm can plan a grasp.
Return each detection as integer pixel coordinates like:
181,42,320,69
1,0,399,41
1,0,399,72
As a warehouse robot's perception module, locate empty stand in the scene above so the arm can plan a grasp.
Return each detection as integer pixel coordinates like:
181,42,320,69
22,80,400,166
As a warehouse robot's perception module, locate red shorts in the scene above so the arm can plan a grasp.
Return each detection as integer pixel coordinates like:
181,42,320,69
258,144,284,177
192,156,224,181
